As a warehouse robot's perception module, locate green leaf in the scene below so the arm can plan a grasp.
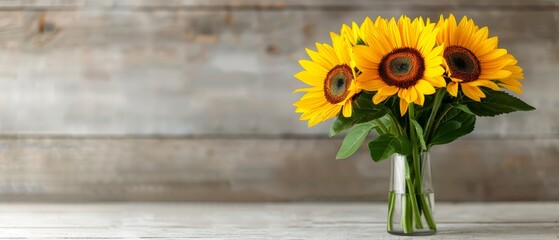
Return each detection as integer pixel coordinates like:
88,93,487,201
354,92,387,111
372,115,393,135
432,121,461,141
368,134,412,162
336,123,374,159
451,103,475,115
430,108,475,146
464,89,535,117
329,110,386,137
329,92,387,137
411,119,427,150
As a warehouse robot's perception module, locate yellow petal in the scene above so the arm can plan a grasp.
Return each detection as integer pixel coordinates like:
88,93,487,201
331,32,352,65
300,104,330,120
341,24,356,46
294,71,323,87
294,98,326,110
308,116,322,127
480,57,513,69
408,85,418,102
299,60,328,75
315,43,338,63
359,79,387,91
479,70,511,80
400,15,411,47
425,46,444,62
471,80,500,91
322,105,343,121
353,45,381,70
305,48,334,69
447,14,458,45
475,37,498,57
500,78,523,87
447,81,459,96
388,18,402,48
461,84,485,101
293,87,317,93
373,93,390,104
499,83,523,94
415,80,436,95
398,88,409,102
479,48,507,61
414,90,425,106
424,66,445,77
424,76,447,87
417,24,437,54
342,100,352,117
455,16,469,47
399,99,409,116
469,26,489,53
378,86,399,96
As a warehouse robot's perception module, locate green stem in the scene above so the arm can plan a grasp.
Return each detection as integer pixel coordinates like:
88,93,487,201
410,104,438,231
388,112,406,137
374,119,389,135
406,194,414,233
401,194,411,233
387,191,395,232
407,104,424,230
420,194,437,230
424,88,446,140
404,177,423,230
408,104,421,185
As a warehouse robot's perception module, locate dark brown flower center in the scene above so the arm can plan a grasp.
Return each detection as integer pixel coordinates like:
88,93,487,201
378,47,425,89
443,45,481,82
324,64,353,104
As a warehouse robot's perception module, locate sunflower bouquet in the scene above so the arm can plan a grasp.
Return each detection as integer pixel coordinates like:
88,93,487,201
293,15,534,235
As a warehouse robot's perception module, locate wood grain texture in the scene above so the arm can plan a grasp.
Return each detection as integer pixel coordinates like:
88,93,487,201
0,202,555,239
0,0,557,9
0,136,557,201
0,1,555,201
0,5,553,136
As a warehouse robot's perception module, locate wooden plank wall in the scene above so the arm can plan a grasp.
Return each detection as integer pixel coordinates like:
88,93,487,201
0,0,557,201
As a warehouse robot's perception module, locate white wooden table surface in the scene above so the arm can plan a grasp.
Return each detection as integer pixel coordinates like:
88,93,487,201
0,202,557,239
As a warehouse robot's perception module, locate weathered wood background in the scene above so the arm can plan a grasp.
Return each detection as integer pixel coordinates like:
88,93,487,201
0,0,557,201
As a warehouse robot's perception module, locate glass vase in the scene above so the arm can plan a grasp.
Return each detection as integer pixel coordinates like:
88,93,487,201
387,151,437,236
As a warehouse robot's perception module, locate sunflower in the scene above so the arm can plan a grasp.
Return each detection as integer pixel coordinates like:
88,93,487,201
353,16,446,116
341,17,375,46
293,31,359,127
436,14,523,101
498,55,524,94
